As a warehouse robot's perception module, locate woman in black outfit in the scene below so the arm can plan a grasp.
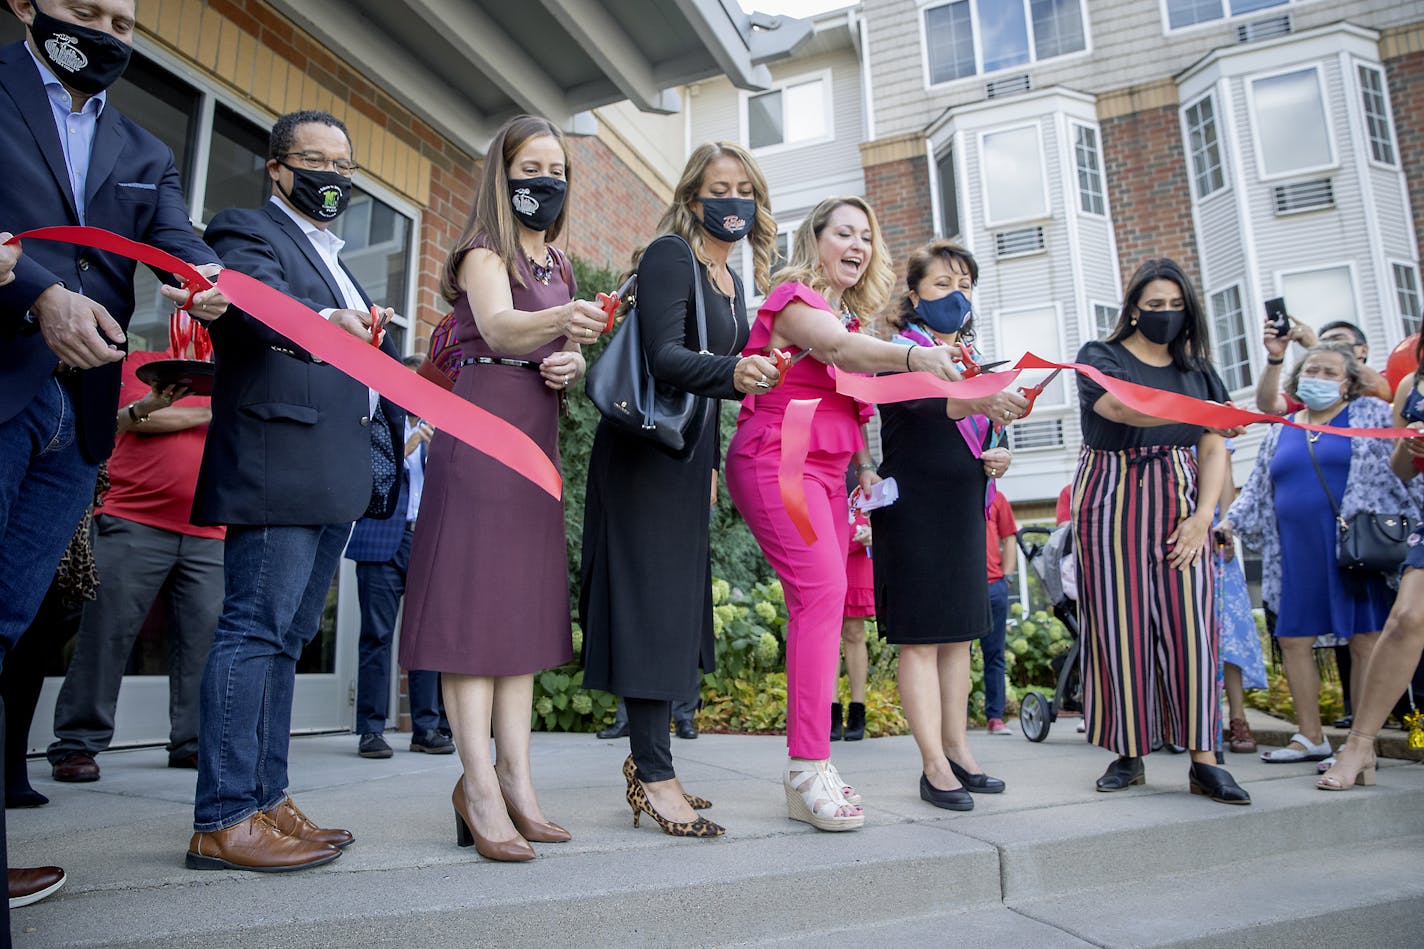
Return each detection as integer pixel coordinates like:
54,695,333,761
580,142,780,837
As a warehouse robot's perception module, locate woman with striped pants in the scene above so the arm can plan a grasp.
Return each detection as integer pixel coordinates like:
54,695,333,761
1071,258,1251,805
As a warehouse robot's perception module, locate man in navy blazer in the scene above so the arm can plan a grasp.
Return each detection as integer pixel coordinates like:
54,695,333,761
345,355,451,760
185,110,404,874
0,0,224,918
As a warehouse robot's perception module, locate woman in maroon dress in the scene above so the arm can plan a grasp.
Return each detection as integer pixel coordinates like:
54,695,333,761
400,115,608,862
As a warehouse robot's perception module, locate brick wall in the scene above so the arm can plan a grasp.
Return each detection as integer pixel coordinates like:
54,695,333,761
1385,47,1424,265
861,145,935,330
1099,104,1200,285
561,136,668,274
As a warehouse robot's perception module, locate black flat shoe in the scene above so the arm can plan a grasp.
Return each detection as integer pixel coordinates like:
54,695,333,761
674,719,698,740
1188,762,1251,805
919,773,974,811
947,756,1005,793
1096,755,1144,792
596,721,629,740
5,787,48,809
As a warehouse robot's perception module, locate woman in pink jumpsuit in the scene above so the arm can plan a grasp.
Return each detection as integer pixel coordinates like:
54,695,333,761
724,197,973,831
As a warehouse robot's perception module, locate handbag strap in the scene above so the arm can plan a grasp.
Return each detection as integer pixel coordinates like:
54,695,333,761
642,235,709,401
1303,429,1347,529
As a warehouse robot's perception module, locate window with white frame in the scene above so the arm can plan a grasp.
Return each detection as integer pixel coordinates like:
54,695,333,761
981,125,1049,226
1395,262,1422,337
107,51,418,357
1278,266,1357,331
935,146,961,238
996,305,1068,407
1358,64,1396,166
1072,123,1105,215
1164,0,1292,31
1250,67,1334,178
923,0,1087,86
1183,95,1226,198
746,75,829,151
1209,285,1252,391
1092,302,1119,340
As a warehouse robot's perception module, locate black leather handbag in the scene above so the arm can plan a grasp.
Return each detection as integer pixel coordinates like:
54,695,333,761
584,236,710,460
1306,434,1411,573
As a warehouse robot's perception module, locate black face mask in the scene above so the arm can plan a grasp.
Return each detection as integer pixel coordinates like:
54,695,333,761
30,1,132,96
698,196,756,243
278,165,351,222
508,177,567,232
1136,309,1186,345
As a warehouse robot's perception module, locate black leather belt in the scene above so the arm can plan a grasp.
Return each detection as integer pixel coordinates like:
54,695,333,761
458,356,540,371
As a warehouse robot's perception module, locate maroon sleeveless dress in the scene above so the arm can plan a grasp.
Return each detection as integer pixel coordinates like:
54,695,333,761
399,248,574,676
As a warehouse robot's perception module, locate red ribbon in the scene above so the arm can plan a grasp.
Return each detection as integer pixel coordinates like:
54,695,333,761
9,226,562,499
778,399,821,544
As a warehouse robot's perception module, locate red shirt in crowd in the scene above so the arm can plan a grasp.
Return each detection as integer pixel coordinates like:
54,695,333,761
1055,484,1072,526
985,491,1018,583
95,350,224,540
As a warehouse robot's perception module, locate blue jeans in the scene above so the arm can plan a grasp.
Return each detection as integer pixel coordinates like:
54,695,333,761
193,522,350,831
354,528,443,734
0,379,97,655
983,578,1010,721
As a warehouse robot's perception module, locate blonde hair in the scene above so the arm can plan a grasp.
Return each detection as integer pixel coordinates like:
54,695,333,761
773,196,894,323
619,142,777,303
442,115,569,300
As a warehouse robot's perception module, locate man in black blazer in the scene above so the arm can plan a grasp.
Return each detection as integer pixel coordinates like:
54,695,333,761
0,0,224,918
185,110,405,874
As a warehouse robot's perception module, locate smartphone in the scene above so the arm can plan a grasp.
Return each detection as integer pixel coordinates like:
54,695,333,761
1264,297,1289,336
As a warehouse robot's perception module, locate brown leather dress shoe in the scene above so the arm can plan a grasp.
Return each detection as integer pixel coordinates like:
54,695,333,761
186,811,341,872
9,866,65,909
51,752,99,783
264,796,354,849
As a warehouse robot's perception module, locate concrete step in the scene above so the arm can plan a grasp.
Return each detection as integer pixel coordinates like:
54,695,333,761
10,733,1424,947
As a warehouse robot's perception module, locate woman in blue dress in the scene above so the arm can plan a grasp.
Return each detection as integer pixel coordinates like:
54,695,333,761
1220,343,1416,765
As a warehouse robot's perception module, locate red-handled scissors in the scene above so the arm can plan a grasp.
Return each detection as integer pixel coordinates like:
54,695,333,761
768,347,813,386
954,340,1008,377
1016,369,1062,421
596,275,637,335
368,305,388,347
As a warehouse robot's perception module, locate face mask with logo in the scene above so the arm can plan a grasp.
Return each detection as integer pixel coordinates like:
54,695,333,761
1136,308,1186,345
699,196,756,243
30,0,132,95
507,177,567,232
1297,377,1344,411
914,290,972,336
279,165,351,222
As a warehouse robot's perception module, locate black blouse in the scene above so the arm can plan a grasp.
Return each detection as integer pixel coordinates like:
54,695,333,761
1076,340,1228,451
636,234,745,402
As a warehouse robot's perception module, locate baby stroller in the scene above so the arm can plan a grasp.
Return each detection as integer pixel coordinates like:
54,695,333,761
1014,524,1083,742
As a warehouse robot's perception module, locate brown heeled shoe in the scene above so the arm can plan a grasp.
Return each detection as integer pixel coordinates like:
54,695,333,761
499,787,571,843
622,754,712,810
626,775,725,838
451,777,535,862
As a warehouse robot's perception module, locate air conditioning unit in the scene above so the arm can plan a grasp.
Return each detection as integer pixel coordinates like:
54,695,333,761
1237,14,1291,43
1273,178,1334,215
994,226,1046,259
986,74,1031,99
1007,418,1064,451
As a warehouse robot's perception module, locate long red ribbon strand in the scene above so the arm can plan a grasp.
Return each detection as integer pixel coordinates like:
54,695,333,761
9,226,562,499
778,399,821,544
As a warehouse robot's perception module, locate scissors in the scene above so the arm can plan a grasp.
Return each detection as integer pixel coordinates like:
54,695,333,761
368,304,389,347
1017,368,1062,420
596,275,637,335
954,340,1009,377
761,347,812,388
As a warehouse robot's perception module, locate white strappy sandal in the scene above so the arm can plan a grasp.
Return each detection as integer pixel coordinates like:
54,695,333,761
825,760,862,805
785,761,865,832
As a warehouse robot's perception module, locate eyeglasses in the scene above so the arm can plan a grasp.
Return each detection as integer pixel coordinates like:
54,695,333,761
279,151,359,176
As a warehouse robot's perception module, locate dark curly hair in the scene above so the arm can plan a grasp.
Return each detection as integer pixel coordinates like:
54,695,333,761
889,240,979,343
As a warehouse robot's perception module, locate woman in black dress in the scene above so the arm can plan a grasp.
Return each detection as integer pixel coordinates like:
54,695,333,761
580,143,780,837
872,241,1025,811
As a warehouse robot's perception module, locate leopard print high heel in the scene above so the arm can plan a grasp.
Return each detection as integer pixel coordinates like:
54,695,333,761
622,755,712,809
625,776,725,837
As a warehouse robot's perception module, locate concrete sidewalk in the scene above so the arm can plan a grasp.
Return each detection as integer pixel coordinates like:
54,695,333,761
9,718,1424,947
